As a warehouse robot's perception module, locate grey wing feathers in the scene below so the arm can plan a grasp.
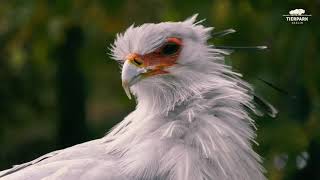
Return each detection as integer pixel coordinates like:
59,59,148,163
0,139,125,180
0,150,61,178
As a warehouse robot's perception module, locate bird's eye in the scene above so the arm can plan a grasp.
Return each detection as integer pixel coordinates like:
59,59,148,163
133,58,143,66
161,42,180,56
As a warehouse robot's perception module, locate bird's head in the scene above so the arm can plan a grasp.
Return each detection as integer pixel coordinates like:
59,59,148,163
111,14,229,113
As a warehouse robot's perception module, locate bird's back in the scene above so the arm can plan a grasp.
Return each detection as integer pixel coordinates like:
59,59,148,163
0,139,126,180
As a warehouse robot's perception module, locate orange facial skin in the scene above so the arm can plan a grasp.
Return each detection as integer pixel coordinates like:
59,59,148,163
126,37,182,77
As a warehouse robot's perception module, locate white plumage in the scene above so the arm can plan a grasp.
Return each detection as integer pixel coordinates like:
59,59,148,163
0,14,276,180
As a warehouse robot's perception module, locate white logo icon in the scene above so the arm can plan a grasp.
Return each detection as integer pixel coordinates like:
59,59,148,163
289,9,305,16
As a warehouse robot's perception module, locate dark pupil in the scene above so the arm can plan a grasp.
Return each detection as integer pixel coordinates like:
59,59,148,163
161,43,180,55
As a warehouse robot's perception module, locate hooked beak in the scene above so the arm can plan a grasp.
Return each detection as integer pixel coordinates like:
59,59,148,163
121,60,146,99
121,52,172,99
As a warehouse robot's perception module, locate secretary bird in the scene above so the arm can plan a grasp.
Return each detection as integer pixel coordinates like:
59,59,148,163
0,14,277,180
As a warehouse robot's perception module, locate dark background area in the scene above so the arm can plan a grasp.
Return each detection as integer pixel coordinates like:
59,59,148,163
0,0,319,179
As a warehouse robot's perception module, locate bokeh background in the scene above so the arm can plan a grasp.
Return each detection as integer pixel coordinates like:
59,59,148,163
0,0,319,179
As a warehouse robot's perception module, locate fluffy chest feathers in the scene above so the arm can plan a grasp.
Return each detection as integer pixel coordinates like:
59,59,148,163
104,74,265,180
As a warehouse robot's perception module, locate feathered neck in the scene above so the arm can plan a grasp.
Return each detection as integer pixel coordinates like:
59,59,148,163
104,46,266,180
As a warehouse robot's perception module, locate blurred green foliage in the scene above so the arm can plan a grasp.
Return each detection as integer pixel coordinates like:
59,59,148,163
0,0,319,179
